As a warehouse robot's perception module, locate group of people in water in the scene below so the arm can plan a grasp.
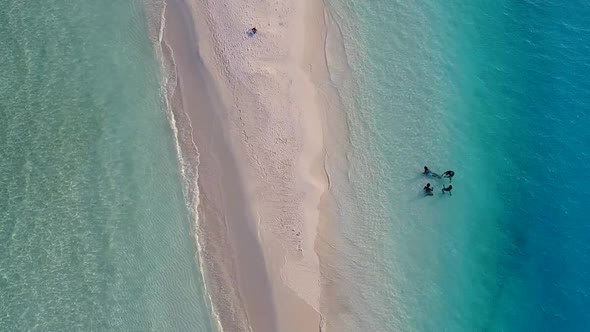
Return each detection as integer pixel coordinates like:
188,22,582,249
422,166,454,196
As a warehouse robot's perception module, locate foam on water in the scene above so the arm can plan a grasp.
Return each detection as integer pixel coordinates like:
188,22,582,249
156,2,224,329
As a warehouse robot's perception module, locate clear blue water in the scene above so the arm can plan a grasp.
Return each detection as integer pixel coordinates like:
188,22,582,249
323,0,590,330
0,0,213,330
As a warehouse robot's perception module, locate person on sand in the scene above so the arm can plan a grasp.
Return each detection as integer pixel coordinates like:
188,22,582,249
423,183,434,196
442,170,455,182
442,184,453,195
247,27,257,37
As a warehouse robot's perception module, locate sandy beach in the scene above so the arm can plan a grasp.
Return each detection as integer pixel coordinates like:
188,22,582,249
162,0,332,330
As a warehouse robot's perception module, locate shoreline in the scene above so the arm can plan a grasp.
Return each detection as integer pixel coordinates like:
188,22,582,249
161,0,336,330
161,1,279,331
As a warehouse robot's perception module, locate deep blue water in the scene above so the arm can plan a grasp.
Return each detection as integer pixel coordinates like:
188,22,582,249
493,1,590,329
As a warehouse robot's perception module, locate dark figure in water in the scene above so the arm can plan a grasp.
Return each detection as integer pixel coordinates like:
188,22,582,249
442,170,455,182
423,166,441,179
424,183,434,196
442,184,453,195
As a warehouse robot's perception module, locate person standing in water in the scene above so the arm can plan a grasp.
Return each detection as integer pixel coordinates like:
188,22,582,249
442,170,455,182
424,183,434,196
442,184,453,195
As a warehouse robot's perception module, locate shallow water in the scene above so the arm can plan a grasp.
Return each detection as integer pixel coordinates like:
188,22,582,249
0,0,213,330
323,0,590,330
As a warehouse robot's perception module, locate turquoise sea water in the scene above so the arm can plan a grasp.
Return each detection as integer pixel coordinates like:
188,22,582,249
0,0,213,330
324,0,590,331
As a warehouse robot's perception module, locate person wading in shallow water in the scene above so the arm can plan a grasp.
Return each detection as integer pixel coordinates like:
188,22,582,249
442,184,453,195
423,166,441,179
442,170,455,182
423,183,434,196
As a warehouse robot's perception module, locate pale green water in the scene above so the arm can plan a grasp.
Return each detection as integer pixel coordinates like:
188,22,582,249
0,0,213,330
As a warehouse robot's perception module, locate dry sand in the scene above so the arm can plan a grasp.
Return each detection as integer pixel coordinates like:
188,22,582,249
162,0,333,330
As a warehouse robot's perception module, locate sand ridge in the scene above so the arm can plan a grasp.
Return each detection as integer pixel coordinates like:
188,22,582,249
173,0,332,330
